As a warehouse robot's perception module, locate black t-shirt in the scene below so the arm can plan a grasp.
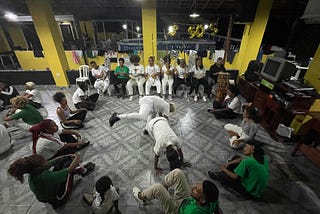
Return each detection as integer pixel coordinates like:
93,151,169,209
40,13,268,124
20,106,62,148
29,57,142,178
209,64,226,82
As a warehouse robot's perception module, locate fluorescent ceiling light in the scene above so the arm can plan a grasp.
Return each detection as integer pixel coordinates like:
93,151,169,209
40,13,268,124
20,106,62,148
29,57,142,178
4,11,18,21
204,24,208,29
168,25,174,33
189,13,199,18
122,24,127,29
136,26,140,31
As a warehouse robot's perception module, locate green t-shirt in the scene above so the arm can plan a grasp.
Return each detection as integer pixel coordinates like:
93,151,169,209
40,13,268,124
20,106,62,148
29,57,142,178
234,156,269,198
179,197,217,214
28,167,68,202
114,65,129,78
11,104,43,125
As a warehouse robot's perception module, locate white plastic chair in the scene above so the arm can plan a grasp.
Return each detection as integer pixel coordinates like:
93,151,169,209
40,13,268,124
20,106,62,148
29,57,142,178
76,65,91,87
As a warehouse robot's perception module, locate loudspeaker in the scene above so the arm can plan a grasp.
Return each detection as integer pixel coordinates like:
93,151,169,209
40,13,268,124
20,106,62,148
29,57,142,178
236,0,259,22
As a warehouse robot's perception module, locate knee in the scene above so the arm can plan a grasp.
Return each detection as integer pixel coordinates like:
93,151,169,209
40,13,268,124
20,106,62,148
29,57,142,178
224,123,232,130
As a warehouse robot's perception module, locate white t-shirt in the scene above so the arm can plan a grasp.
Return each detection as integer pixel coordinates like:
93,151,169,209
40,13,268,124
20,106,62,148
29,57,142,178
176,65,189,79
139,96,170,116
72,87,85,104
191,65,206,79
227,95,242,114
129,64,145,77
25,89,42,104
146,117,181,156
145,64,160,81
91,66,108,80
34,130,64,159
162,65,175,79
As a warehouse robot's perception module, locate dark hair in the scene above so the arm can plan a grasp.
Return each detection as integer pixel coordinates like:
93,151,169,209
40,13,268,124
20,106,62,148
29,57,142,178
228,85,239,96
163,55,171,63
90,61,96,65
8,155,47,183
118,58,125,63
95,176,113,202
78,82,88,91
166,146,181,170
195,57,204,70
148,56,155,61
245,105,260,123
53,92,66,103
130,55,140,63
246,139,265,164
202,180,219,203
217,57,223,61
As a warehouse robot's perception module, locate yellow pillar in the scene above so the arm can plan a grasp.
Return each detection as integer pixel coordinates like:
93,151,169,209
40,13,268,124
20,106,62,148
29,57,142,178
141,0,157,66
26,0,69,86
237,0,273,74
0,26,11,52
7,23,28,49
304,43,320,92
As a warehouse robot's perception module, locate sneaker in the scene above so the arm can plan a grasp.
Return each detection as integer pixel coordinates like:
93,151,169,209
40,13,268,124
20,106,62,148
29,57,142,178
83,193,95,205
132,187,146,205
109,112,120,127
203,96,207,102
129,95,133,101
194,95,198,102
81,162,95,177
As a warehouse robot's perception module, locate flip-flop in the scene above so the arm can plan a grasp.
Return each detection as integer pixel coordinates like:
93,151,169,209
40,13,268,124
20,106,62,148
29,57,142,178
81,162,95,177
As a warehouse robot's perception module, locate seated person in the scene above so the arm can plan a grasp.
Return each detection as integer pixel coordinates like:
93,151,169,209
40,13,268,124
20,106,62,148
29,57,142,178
114,58,129,99
173,59,190,97
208,140,269,199
90,61,110,96
133,169,221,214
189,57,209,102
109,95,175,127
8,154,95,208
126,55,146,100
0,82,19,111
208,85,242,119
30,119,90,160
224,104,259,149
145,116,190,175
53,92,87,129
83,175,121,214
72,82,99,111
23,81,42,109
145,56,161,96
208,57,226,97
4,96,43,130
161,58,175,101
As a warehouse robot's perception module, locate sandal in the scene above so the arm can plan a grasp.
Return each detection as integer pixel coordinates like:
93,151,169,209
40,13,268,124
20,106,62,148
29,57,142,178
207,171,221,180
81,162,95,177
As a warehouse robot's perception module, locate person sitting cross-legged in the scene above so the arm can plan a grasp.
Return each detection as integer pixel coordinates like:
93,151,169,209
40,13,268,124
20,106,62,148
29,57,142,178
8,153,95,208
83,175,121,214
109,96,175,127
133,169,222,214
208,140,269,199
145,116,190,176
72,82,99,111
23,81,43,109
224,104,260,149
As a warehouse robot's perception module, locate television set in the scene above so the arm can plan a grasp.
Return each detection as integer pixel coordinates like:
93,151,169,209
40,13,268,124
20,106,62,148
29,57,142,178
260,56,297,82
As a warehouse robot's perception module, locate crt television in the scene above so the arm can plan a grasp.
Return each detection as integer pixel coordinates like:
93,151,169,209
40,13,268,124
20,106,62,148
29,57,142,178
260,56,297,82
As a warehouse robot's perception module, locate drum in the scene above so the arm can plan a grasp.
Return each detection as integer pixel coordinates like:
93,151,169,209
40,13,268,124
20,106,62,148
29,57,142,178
216,72,230,102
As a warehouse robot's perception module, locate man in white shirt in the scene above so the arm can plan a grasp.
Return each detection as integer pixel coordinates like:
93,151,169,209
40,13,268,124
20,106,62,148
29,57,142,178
126,55,146,100
109,96,175,127
145,56,161,96
173,59,190,96
145,116,189,175
90,61,110,95
23,81,42,108
72,83,99,111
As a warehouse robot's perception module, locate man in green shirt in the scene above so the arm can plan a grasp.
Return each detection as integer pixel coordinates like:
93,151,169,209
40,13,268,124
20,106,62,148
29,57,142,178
133,169,221,214
208,139,269,199
113,58,129,99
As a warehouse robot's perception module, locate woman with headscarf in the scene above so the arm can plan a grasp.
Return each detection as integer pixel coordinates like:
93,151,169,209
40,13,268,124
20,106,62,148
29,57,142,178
29,119,90,160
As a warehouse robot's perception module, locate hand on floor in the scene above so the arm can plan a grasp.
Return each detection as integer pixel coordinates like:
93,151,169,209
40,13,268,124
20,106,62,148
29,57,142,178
155,167,163,176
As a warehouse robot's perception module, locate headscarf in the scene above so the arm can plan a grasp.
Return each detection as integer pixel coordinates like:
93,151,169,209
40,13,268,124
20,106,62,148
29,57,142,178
29,119,52,154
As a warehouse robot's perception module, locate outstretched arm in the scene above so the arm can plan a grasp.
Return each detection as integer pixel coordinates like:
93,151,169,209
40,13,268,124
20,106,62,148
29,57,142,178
154,154,163,176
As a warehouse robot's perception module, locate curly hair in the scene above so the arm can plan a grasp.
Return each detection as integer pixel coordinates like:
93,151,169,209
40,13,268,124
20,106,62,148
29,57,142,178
8,155,47,183
53,92,66,103
245,105,260,123
10,96,28,109
95,176,113,202
129,55,140,64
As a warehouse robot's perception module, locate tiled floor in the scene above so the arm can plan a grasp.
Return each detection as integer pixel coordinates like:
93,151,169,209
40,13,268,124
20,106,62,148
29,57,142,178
0,85,320,214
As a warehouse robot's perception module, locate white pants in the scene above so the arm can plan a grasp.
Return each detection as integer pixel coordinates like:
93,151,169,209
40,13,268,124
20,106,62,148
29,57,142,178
224,123,248,149
94,78,110,94
126,77,145,96
118,102,154,123
145,78,161,95
162,77,174,95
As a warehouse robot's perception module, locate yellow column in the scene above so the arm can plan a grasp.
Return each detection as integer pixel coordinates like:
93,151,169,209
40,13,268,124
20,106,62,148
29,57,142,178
0,26,11,52
7,23,28,49
141,0,157,66
26,0,69,86
237,0,273,74
304,43,320,92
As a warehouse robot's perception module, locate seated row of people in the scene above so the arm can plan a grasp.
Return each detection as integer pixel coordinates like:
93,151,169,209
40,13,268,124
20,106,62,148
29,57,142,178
89,55,227,102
